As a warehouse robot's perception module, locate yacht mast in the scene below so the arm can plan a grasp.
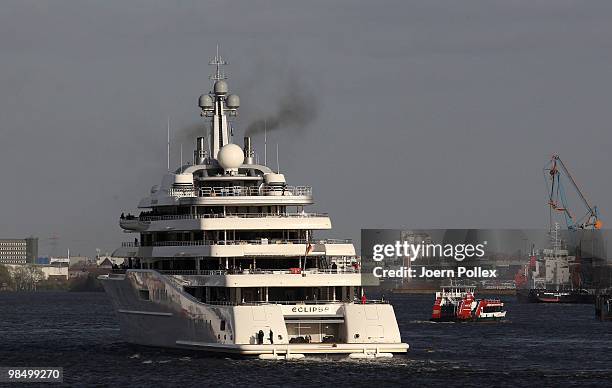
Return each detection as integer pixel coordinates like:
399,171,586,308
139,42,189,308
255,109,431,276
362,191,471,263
209,47,229,158
199,46,240,160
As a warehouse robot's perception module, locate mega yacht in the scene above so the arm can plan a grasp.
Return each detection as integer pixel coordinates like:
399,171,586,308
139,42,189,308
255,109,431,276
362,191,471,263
100,51,408,359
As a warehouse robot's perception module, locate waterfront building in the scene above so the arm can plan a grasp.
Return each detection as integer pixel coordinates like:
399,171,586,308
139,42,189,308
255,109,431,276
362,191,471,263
0,237,38,265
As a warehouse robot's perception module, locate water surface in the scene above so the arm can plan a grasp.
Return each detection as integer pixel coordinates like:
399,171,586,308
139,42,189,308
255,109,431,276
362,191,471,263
1,292,610,387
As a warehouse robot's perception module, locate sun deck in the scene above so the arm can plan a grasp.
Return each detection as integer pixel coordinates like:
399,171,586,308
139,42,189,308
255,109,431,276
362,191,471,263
161,268,362,288
168,185,312,198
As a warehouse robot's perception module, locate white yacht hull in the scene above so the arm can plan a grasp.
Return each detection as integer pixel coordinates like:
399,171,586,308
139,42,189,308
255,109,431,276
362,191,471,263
99,270,409,357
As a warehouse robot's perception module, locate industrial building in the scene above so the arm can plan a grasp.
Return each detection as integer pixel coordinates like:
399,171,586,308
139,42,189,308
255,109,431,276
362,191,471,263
0,237,38,265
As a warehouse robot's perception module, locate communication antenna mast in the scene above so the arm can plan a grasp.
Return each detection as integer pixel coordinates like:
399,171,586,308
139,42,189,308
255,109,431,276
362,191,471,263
48,233,60,257
209,44,228,81
200,45,235,158
276,143,280,173
264,120,267,166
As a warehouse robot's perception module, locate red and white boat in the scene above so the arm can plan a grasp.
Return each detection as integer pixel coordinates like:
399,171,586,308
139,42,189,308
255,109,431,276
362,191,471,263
431,286,507,322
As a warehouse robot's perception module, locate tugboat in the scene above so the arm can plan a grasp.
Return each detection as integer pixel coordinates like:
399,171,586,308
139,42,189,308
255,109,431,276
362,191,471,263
430,285,506,322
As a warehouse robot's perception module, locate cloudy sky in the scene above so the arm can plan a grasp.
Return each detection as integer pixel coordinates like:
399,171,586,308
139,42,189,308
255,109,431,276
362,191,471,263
1,0,612,257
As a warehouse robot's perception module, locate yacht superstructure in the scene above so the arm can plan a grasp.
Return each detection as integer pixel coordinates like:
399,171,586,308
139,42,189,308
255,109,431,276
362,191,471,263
100,51,408,359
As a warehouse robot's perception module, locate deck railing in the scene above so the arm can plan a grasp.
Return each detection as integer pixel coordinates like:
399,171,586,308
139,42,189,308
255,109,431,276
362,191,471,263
167,185,312,198
121,242,139,247
158,268,360,276
203,299,387,306
121,238,352,248
139,212,328,222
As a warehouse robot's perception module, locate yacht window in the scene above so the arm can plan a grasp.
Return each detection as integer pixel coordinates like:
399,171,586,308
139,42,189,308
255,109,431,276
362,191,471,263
138,289,150,301
220,320,226,331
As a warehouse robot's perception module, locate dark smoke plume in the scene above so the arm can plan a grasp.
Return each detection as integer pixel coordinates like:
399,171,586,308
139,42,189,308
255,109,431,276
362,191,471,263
173,80,317,149
245,83,317,136
175,122,209,146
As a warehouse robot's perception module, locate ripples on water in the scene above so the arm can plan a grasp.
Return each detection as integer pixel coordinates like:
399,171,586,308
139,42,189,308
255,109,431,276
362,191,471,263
1,292,611,387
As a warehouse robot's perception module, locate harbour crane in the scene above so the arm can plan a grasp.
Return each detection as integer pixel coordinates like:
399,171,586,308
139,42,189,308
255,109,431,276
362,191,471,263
544,154,602,230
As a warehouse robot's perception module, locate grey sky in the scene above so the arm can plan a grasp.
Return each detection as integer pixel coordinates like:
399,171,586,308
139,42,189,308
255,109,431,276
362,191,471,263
1,0,612,257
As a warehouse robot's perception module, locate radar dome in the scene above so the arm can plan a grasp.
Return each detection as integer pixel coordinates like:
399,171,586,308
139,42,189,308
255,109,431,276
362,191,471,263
198,94,213,109
217,143,244,169
214,80,228,95
226,94,240,109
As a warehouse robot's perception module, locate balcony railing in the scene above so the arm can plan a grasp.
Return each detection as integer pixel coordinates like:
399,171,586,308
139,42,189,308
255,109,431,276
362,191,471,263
139,212,328,222
121,242,140,247
158,268,360,276
203,299,387,306
121,238,352,248
167,185,312,198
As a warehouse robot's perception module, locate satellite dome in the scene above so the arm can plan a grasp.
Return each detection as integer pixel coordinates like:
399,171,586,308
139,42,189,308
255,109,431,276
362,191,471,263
214,80,228,95
198,94,213,109
226,94,240,109
217,143,244,169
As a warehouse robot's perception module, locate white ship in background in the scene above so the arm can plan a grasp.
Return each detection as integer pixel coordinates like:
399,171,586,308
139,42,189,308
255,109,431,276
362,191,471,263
100,51,408,359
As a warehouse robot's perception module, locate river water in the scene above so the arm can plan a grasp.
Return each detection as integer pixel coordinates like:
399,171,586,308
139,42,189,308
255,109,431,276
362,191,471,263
1,292,610,387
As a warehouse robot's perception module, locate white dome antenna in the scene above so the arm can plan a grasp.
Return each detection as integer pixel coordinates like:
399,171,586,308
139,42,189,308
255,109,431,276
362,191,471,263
217,144,244,174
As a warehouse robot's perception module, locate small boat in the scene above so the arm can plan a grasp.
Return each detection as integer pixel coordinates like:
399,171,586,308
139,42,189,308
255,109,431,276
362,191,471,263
516,288,594,304
430,285,506,322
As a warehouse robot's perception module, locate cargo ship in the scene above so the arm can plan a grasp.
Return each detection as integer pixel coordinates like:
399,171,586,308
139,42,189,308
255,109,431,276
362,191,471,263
515,225,595,304
430,285,506,322
516,155,603,304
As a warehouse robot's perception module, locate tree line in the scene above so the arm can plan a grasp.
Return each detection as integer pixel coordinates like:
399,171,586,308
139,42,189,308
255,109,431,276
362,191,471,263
0,264,45,291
